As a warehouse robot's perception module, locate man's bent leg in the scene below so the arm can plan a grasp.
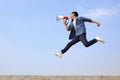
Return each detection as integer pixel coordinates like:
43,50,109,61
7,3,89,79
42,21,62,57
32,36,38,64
80,33,97,47
61,37,80,54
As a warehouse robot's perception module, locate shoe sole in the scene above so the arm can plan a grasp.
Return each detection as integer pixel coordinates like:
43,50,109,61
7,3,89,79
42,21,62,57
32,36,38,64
54,54,62,58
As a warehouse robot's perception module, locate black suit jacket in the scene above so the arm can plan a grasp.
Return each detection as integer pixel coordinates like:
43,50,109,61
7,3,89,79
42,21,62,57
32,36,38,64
69,27,75,40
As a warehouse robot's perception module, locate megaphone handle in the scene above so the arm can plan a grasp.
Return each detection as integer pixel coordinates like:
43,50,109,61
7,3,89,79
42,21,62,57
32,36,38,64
66,19,69,25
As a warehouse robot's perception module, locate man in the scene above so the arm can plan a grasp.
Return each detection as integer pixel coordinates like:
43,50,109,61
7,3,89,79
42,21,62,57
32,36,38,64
55,11,105,58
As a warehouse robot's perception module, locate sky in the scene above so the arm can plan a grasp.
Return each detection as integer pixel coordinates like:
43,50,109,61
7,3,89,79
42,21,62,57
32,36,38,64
0,0,120,75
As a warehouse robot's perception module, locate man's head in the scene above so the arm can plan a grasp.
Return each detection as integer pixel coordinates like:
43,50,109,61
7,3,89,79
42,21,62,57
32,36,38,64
70,11,79,19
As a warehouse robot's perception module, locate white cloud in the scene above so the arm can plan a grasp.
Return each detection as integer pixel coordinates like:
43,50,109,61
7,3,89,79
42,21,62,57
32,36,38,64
84,9,114,19
79,3,120,19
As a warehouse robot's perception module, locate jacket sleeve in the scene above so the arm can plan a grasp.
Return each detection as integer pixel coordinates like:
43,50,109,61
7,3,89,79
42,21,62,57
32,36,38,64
80,17,92,22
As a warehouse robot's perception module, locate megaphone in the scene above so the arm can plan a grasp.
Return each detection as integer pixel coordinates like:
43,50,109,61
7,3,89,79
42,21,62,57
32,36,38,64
56,15,69,21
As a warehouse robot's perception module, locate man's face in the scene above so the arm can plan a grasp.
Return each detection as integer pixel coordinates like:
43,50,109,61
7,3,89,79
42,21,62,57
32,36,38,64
70,13,75,19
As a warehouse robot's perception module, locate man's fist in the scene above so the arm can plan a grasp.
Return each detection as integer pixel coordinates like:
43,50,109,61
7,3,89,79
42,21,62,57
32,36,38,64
63,19,67,24
97,23,100,27
91,20,100,27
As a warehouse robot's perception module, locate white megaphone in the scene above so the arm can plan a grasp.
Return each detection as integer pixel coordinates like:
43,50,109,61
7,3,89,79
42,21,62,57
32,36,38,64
56,15,69,21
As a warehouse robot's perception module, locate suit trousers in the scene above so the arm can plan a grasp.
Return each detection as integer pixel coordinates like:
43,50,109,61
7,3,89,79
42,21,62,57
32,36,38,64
61,33,97,54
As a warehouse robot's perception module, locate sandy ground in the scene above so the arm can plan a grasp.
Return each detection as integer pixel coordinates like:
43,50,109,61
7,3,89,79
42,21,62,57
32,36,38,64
0,76,120,80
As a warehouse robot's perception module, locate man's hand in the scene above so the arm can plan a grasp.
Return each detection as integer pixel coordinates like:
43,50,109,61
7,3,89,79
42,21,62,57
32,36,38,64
63,19,69,31
63,19,67,24
96,22,100,27
91,20,101,27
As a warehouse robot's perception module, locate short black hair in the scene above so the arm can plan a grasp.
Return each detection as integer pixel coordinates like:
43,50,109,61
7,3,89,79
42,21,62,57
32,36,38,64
72,11,79,17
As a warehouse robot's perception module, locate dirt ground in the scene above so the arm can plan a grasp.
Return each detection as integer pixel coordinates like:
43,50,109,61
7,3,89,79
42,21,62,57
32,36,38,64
0,76,120,80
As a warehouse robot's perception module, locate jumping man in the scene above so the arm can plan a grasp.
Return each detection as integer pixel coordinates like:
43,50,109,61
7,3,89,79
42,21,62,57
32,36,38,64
55,11,105,58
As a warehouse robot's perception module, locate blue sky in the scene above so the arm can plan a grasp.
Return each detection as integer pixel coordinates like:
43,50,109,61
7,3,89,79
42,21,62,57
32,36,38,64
0,0,120,75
